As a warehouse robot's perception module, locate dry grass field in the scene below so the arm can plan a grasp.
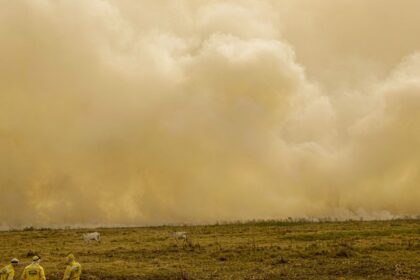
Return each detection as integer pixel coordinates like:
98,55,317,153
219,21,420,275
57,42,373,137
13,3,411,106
0,220,419,280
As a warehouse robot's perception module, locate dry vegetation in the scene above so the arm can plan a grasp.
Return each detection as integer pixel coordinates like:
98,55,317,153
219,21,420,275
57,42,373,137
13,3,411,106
0,220,419,279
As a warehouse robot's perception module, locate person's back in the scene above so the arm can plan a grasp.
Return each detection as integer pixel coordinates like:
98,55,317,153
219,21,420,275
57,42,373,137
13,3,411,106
21,257,45,280
62,254,81,280
62,261,81,280
0,264,15,280
1,258,19,280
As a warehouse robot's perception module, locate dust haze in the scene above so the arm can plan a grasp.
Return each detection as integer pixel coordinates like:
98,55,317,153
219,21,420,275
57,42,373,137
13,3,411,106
1,0,420,227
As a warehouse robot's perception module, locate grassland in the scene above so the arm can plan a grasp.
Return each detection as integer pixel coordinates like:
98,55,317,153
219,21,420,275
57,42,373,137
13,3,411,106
0,219,419,279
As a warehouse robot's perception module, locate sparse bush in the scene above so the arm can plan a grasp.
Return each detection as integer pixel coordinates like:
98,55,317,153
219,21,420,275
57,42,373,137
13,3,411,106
270,256,288,265
301,242,329,257
26,250,39,257
329,240,355,258
331,247,353,258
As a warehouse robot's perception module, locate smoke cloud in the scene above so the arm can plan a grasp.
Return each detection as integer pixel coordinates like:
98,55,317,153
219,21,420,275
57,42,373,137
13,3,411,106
1,0,419,227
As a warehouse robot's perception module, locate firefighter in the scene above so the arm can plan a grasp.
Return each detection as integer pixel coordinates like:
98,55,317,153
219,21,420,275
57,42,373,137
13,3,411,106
21,256,45,280
62,254,81,280
0,259,19,280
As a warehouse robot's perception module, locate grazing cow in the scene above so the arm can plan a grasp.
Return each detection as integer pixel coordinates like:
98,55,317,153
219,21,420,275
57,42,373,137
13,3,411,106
81,232,101,242
171,231,188,243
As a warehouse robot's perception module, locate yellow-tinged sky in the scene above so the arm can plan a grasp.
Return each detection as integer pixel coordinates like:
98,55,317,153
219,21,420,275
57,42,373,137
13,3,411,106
1,0,420,227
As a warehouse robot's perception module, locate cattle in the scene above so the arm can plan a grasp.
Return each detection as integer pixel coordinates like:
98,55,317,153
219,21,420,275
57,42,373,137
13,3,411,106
171,231,188,243
81,232,101,242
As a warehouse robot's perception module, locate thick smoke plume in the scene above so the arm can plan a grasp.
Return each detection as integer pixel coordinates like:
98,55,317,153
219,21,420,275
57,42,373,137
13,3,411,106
1,0,420,227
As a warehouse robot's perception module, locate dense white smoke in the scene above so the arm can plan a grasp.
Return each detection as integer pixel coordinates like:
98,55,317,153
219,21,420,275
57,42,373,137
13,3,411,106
0,0,419,227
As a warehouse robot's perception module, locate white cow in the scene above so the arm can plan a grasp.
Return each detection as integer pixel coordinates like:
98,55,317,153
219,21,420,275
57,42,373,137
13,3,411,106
82,232,101,242
171,231,188,243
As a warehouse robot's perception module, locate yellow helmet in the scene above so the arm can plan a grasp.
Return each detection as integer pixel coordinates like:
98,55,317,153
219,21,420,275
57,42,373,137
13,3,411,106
32,256,40,261
66,254,75,261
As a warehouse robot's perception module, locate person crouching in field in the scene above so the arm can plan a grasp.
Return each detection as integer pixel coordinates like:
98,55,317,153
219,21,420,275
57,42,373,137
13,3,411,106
21,256,45,280
62,254,81,280
0,258,19,280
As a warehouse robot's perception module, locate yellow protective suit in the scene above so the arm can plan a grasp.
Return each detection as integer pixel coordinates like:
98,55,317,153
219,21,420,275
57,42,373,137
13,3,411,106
62,261,81,280
20,263,45,280
0,264,15,280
